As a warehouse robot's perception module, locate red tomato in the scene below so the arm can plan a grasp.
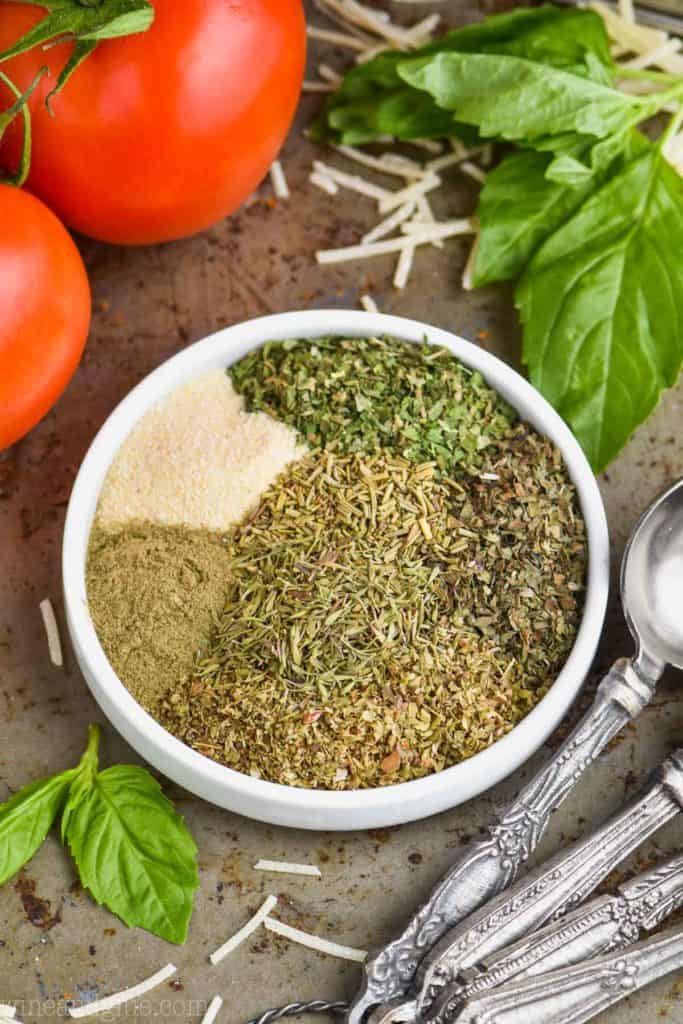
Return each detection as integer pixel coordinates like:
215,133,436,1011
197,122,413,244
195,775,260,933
0,185,91,450
0,0,306,244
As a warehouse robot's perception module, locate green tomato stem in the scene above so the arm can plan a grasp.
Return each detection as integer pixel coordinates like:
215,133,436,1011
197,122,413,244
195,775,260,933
0,68,46,187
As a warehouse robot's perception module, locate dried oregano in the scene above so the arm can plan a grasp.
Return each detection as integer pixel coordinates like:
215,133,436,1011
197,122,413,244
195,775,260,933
161,439,585,789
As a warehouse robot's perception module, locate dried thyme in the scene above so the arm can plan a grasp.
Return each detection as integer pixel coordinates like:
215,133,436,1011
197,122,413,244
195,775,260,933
229,336,517,472
161,442,585,790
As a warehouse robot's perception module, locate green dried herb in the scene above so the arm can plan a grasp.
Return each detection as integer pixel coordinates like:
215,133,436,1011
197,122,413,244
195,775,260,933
161,442,585,790
229,336,518,472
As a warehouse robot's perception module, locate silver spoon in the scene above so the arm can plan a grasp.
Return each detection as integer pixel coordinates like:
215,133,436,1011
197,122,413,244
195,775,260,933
359,476,683,1024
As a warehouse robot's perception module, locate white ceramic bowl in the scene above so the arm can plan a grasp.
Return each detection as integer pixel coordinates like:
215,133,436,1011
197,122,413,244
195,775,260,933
63,310,609,831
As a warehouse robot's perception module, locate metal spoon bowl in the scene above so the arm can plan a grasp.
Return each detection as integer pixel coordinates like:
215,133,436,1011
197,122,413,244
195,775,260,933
622,477,683,676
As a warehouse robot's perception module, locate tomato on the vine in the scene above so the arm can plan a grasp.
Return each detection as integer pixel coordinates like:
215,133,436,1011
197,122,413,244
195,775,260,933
0,185,90,450
0,0,306,245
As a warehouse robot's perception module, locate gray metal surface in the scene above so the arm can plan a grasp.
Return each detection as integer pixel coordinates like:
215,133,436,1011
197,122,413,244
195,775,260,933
1,3,683,1021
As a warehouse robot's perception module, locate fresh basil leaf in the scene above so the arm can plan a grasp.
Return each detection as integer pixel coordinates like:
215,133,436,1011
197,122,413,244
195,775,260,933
517,147,683,471
63,764,198,944
399,52,659,145
313,4,613,145
474,131,654,287
0,770,76,886
473,151,593,287
425,4,614,80
544,153,596,187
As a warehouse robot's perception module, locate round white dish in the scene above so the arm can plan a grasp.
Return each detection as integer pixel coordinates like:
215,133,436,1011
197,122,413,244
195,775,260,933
63,310,609,831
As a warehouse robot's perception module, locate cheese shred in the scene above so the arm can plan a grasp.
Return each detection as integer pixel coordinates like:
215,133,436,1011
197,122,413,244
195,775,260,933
263,917,368,962
209,895,278,965
360,293,379,313
269,160,290,199
200,996,224,1024
68,964,177,1018
40,598,63,668
254,859,322,878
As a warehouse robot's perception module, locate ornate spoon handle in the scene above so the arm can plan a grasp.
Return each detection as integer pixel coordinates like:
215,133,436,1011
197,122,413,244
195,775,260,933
415,748,683,1021
454,919,683,1024
431,851,683,1023
349,658,657,1024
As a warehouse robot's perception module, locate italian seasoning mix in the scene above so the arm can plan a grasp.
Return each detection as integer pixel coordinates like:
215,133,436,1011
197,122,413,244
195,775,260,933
87,336,586,789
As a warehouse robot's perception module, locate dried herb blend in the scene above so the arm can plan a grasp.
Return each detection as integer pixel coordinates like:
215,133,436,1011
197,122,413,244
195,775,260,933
90,336,587,790
161,336,586,787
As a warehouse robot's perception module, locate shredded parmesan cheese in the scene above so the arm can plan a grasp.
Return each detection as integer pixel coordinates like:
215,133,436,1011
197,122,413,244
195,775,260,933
460,160,487,184
379,173,441,214
68,964,177,1018
264,917,368,962
356,42,389,64
269,160,290,199
209,895,278,965
590,2,666,53
313,160,392,201
40,598,63,668
361,201,416,244
317,219,474,263
415,194,444,249
618,0,635,24
302,80,336,92
403,13,442,45
307,25,369,51
334,145,425,180
310,171,340,195
312,0,374,43
393,242,415,289
621,37,681,69
317,0,413,48
318,63,342,84
254,859,322,878
408,138,443,154
400,217,476,241
200,996,223,1024
360,293,379,313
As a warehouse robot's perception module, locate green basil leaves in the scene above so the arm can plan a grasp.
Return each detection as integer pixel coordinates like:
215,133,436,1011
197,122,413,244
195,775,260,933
314,4,683,470
0,725,198,943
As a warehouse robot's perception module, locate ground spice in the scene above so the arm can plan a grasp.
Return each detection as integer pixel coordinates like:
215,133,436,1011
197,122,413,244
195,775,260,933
86,523,233,707
161,443,585,790
97,369,304,532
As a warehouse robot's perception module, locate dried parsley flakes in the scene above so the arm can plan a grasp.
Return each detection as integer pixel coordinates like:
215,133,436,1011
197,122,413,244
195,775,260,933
229,336,517,472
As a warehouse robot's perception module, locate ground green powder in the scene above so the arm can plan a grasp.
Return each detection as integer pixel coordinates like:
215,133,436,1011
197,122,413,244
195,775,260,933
86,523,232,710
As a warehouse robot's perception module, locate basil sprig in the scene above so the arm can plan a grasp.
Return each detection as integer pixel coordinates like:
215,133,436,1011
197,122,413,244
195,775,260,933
314,4,683,471
0,725,198,944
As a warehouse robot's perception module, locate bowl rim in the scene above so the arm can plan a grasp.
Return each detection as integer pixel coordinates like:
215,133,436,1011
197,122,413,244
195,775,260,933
63,309,609,823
